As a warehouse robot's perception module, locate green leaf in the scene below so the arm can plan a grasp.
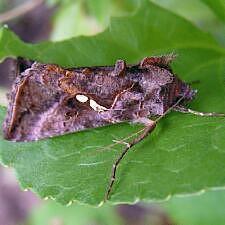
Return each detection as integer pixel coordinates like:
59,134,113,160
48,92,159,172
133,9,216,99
161,190,225,225
50,1,102,41
0,1,222,67
149,0,225,47
150,0,217,23
28,190,225,225
28,201,122,225
200,0,225,22
86,0,139,24
85,0,112,26
0,1,225,205
49,0,140,40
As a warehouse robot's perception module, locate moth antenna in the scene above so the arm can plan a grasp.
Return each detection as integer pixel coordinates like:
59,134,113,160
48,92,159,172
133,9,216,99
174,106,225,117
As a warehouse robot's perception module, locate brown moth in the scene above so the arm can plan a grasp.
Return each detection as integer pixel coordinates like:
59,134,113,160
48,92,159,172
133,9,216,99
2,55,224,200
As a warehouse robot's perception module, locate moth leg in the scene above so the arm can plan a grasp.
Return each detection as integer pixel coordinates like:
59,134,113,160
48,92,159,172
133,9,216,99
112,140,131,148
105,94,190,201
113,59,126,76
140,53,176,68
105,118,156,201
174,105,225,117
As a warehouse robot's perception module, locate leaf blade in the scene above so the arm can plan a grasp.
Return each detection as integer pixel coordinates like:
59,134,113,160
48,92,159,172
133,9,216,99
0,1,225,205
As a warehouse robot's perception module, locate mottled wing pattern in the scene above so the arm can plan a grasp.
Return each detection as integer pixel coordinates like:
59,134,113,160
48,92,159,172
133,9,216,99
3,56,194,142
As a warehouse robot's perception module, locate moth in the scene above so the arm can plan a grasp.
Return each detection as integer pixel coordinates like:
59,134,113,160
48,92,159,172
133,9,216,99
2,55,224,200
